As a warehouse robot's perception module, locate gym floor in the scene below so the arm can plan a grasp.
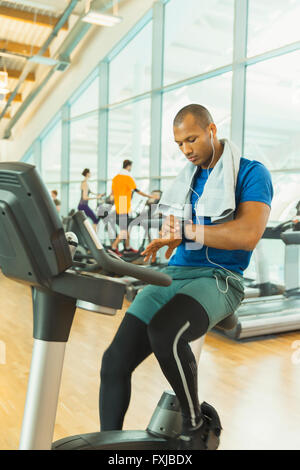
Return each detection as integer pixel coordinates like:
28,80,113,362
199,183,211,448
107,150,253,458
0,271,299,450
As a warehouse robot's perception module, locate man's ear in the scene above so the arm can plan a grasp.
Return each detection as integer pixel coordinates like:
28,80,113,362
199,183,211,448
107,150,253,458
209,123,217,138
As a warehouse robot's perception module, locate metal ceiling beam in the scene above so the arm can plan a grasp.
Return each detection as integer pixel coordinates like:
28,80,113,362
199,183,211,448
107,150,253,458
7,68,35,81
230,0,248,151
0,40,50,58
0,5,69,29
0,0,125,136
1,0,81,134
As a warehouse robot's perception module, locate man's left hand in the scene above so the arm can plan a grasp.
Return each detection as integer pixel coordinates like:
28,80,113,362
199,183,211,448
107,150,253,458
141,238,182,263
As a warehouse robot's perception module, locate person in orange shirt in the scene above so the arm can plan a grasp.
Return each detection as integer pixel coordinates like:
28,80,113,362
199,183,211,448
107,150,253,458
111,160,153,255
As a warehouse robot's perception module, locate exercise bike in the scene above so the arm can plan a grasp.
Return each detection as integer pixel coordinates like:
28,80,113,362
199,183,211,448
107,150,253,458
0,162,236,450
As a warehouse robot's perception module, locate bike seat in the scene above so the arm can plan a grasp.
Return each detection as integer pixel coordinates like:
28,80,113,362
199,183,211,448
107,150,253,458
215,312,238,331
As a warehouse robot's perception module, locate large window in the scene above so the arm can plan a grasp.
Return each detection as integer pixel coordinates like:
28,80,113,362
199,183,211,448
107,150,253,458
24,151,34,165
69,115,98,211
20,0,300,225
244,50,300,220
164,0,234,85
161,72,232,181
70,75,99,118
244,51,300,171
107,99,151,182
247,0,300,57
109,21,152,103
41,118,62,198
270,174,300,221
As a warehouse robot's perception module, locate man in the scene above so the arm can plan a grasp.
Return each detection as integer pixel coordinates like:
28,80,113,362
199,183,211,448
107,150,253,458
100,104,273,449
111,159,153,255
51,189,61,213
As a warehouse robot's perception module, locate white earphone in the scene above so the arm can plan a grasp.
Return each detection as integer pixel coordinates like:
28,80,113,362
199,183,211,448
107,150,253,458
208,130,214,170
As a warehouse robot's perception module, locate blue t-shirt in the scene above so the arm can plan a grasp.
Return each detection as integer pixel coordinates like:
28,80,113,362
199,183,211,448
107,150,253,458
168,158,274,275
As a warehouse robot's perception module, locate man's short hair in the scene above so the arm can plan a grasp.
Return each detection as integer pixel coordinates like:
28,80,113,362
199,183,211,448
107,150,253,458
173,104,214,129
123,159,132,169
51,190,58,197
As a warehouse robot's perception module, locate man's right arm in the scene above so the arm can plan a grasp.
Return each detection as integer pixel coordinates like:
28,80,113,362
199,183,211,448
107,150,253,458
135,189,153,199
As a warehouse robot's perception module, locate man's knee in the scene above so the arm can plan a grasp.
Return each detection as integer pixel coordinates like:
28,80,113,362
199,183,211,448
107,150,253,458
148,293,209,344
100,345,126,379
147,294,185,349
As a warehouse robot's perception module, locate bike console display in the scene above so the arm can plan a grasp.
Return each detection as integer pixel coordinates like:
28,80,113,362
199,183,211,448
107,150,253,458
0,163,72,287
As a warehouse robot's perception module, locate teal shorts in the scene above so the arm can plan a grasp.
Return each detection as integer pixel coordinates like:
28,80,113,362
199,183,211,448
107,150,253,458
128,266,245,330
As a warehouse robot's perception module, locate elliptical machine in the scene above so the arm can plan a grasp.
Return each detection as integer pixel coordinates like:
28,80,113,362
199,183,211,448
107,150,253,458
0,162,235,450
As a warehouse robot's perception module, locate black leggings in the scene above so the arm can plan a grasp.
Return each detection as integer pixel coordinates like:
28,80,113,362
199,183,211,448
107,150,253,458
99,294,209,431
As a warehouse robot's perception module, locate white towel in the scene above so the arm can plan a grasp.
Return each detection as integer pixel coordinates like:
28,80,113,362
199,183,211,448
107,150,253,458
157,139,241,223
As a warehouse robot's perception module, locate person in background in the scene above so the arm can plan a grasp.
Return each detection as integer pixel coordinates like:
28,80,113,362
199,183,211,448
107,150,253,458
51,190,61,213
78,168,104,231
110,160,154,256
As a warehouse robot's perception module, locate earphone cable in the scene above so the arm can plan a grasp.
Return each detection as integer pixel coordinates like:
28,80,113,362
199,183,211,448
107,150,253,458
188,131,241,294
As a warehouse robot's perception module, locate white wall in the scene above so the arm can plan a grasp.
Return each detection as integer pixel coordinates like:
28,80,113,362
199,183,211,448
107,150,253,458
0,140,13,161
0,0,155,162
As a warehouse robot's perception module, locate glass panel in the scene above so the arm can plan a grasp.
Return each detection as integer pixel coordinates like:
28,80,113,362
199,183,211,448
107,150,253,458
164,0,234,86
107,99,151,180
160,177,175,193
70,75,99,118
247,0,300,57
161,72,232,177
69,115,98,211
130,178,157,252
269,173,300,222
41,119,62,202
244,51,300,173
25,151,34,165
243,238,285,286
109,22,152,103
244,174,299,286
106,179,112,198
130,178,151,213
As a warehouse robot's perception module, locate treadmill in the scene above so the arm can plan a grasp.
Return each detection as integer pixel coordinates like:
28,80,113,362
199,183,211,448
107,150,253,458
243,223,286,299
217,220,300,340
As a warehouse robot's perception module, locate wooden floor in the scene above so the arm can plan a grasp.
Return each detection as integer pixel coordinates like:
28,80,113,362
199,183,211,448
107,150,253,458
0,272,300,450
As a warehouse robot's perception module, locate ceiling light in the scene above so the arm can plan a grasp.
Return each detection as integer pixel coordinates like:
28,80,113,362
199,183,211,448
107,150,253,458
82,11,122,26
82,0,122,27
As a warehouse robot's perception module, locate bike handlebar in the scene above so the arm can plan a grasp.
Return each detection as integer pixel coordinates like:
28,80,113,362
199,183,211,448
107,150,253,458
73,211,172,287
271,219,294,232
